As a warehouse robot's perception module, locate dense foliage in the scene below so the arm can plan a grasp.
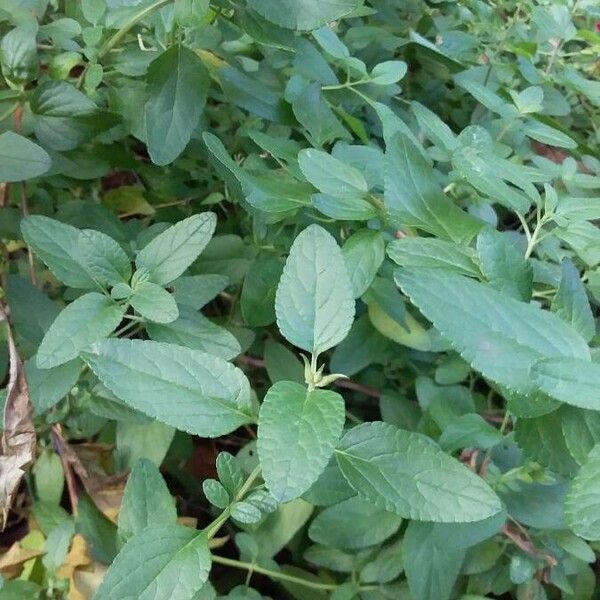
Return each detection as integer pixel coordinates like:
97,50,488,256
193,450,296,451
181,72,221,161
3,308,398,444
1,0,600,598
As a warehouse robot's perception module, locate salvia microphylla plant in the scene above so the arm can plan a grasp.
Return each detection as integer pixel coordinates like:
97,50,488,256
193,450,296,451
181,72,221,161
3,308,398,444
0,0,600,598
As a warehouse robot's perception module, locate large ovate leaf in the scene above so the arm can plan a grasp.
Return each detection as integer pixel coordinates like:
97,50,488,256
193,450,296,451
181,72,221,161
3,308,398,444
531,358,600,410
258,381,345,502
395,268,590,395
565,445,600,540
385,133,482,243
0,132,51,181
135,213,216,285
144,45,209,165
81,339,253,437
118,459,177,540
335,421,502,522
37,293,125,369
275,224,354,355
94,525,210,600
247,0,361,30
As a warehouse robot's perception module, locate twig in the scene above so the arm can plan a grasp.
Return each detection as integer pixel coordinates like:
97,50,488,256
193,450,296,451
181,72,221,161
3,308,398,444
20,183,37,286
50,424,79,515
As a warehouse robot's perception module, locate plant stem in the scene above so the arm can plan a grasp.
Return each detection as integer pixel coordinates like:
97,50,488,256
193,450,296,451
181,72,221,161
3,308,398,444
211,555,378,592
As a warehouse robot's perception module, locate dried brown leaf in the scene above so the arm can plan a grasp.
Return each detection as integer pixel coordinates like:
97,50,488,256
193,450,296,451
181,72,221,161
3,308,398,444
0,302,36,530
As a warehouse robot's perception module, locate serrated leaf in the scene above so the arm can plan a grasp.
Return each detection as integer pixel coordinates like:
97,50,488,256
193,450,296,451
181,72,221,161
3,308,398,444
387,237,479,277
565,445,600,540
94,525,210,600
335,421,502,522
135,213,216,285
118,459,177,540
241,257,284,327
551,259,595,341
144,45,209,165
530,358,600,410
403,521,465,600
130,282,179,324
21,215,97,289
258,381,345,502
37,293,125,369
202,479,229,509
275,225,354,355
0,132,51,182
342,230,385,298
385,133,482,243
247,0,360,30
147,306,240,360
476,228,533,301
308,495,402,550
395,268,590,395
77,228,131,286
81,339,253,437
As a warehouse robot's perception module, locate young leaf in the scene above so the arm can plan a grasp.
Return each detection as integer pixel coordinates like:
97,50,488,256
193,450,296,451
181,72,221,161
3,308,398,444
551,259,595,341
81,339,253,437
144,45,209,165
94,526,210,600
275,224,354,355
77,229,131,287
370,60,407,85
0,132,51,182
130,282,179,324
335,421,502,522
135,213,216,285
118,459,177,540
395,268,590,395
258,381,345,502
476,228,533,301
37,293,125,369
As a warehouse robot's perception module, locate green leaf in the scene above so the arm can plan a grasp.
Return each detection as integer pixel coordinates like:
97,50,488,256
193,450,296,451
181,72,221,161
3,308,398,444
263,340,304,384
411,101,458,154
116,420,175,469
135,213,216,285
203,479,229,509
335,421,502,522
385,133,482,243
144,45,209,165
395,268,590,395
130,282,179,324
298,149,368,199
77,229,131,287
81,339,253,437
247,0,360,30
241,257,284,327
403,521,465,600
258,381,345,502
76,495,119,563
370,60,407,85
21,215,96,289
37,293,125,369
25,358,81,413
147,306,240,360
172,274,229,310
94,525,210,600
476,228,533,301
0,26,38,84
118,459,177,540
308,495,402,550
387,237,480,277
341,230,385,298
0,132,51,182
275,225,354,355
551,259,595,342
530,358,600,410
523,119,577,149
565,445,600,540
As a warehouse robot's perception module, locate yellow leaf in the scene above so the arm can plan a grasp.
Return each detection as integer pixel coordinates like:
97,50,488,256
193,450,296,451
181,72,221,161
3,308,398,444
368,303,431,351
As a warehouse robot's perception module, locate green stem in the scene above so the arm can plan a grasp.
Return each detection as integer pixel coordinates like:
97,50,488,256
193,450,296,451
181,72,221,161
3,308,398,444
322,78,368,91
211,555,378,592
